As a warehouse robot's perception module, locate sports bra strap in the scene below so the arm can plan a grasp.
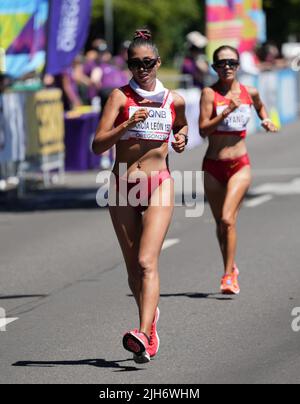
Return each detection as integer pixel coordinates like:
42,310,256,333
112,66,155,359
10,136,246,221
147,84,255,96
161,90,171,108
240,84,253,105
120,85,135,98
212,84,253,105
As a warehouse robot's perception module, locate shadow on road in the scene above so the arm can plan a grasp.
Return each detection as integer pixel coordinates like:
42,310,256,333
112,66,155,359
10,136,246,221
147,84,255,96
128,292,234,301
0,188,102,212
0,180,273,213
0,295,48,300
160,292,234,301
12,358,144,373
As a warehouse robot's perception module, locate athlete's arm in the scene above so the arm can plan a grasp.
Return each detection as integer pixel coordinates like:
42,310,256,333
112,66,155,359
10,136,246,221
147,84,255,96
246,86,278,133
62,72,82,109
199,87,240,138
171,92,188,153
92,89,149,155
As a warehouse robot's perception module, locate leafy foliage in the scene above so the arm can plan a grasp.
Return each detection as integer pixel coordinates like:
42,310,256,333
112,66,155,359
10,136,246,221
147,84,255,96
263,0,300,43
90,1,300,62
91,0,205,62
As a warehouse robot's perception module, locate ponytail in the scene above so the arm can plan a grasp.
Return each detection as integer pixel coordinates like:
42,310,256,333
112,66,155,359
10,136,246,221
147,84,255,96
128,28,159,59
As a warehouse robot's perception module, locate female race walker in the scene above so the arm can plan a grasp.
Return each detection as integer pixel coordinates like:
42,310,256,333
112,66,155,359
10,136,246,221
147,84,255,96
92,29,188,363
199,45,277,295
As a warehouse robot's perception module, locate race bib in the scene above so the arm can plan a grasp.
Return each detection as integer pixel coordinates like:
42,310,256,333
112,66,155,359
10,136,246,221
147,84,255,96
126,106,172,141
217,104,252,132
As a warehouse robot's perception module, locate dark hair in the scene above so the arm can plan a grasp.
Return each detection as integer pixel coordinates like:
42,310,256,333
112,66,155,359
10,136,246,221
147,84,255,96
128,29,159,59
213,46,240,63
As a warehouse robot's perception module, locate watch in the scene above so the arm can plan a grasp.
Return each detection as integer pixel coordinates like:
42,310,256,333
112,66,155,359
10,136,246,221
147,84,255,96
179,133,189,146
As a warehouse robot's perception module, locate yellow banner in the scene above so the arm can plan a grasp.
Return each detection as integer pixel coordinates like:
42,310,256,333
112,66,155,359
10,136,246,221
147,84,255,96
26,89,65,157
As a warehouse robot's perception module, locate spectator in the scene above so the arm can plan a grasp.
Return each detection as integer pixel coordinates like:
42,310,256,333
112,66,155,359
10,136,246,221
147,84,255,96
45,63,82,111
0,74,12,93
72,54,98,105
257,42,288,70
44,55,101,110
92,38,113,63
240,49,261,75
59,68,82,111
181,31,209,89
113,40,131,71
84,40,128,108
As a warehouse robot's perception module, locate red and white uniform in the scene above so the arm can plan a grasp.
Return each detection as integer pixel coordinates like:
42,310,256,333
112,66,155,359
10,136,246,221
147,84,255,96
212,84,253,138
115,85,176,143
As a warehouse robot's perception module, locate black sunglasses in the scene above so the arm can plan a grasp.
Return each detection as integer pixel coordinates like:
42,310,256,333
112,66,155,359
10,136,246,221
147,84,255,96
214,59,240,69
128,58,158,70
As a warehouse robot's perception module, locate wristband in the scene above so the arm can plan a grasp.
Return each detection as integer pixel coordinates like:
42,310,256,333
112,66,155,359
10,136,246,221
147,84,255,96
262,118,272,125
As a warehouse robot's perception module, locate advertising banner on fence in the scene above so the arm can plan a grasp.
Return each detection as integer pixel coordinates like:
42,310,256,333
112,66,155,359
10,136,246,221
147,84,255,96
46,0,92,76
206,0,266,62
0,0,49,78
25,89,65,157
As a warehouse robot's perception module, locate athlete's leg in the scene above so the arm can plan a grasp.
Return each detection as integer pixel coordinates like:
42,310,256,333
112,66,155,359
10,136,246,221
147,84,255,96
109,205,143,306
221,166,252,275
204,171,227,266
138,178,174,337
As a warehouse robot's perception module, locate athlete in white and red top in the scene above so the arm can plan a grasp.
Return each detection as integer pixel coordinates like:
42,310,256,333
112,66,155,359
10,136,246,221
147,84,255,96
199,45,277,295
212,83,253,138
93,29,188,364
115,84,176,143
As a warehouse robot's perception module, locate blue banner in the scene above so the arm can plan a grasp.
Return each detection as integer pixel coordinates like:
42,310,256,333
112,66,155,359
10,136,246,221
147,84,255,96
277,69,298,125
46,0,92,75
0,0,49,78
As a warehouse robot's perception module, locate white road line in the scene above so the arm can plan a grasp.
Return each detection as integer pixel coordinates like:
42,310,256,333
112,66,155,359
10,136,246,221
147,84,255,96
162,239,180,250
251,178,300,195
253,168,300,177
0,317,19,331
244,195,273,208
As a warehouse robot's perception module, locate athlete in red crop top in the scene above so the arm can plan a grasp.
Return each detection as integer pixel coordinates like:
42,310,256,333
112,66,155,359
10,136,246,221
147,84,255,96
92,29,188,364
199,45,277,296
115,85,176,142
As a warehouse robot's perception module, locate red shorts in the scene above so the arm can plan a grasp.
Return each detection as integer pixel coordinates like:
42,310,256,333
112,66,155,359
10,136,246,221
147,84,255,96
114,170,172,213
203,154,251,185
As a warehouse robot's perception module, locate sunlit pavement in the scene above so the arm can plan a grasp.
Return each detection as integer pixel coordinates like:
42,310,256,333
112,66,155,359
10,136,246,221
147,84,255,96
0,121,300,384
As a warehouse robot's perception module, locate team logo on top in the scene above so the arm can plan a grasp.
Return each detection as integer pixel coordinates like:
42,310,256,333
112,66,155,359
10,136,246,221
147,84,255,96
124,106,173,141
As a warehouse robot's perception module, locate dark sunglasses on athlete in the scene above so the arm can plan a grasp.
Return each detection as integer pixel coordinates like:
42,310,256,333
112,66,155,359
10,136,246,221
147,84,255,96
127,58,158,70
214,59,240,69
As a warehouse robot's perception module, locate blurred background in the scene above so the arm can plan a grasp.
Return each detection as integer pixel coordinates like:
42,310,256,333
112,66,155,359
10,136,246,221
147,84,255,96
0,0,299,200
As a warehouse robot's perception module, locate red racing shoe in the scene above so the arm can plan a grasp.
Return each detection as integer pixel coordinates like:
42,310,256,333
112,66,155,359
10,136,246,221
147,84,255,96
232,264,240,294
233,264,240,277
221,274,240,295
148,308,160,358
133,307,161,363
123,330,151,364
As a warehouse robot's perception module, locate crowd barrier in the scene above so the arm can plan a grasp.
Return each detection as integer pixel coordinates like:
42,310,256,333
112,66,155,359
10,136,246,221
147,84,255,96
0,92,26,163
176,88,202,150
64,111,113,171
240,68,299,130
296,68,300,110
0,89,65,191
177,68,299,149
0,68,299,192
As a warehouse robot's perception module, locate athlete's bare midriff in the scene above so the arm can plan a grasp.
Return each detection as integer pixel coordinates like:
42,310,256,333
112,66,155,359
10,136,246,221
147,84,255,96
205,135,248,160
112,140,169,178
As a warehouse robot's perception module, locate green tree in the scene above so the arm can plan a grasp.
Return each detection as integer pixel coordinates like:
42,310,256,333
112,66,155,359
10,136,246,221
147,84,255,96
263,0,300,43
90,0,205,62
